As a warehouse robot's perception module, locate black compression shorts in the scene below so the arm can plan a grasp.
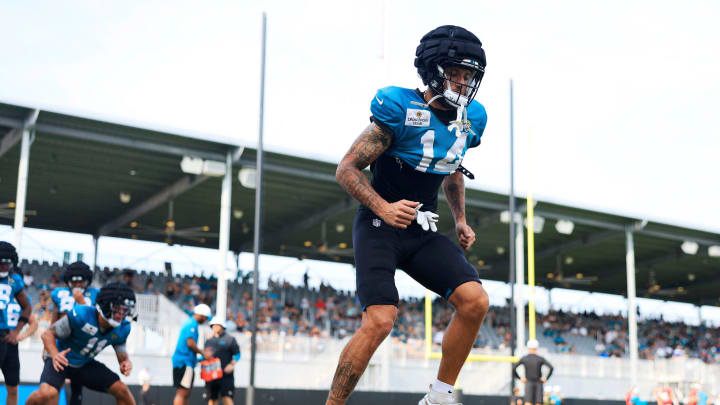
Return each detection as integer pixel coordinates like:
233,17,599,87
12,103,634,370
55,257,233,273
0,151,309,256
524,381,543,404
40,357,119,393
0,343,19,386
353,209,481,309
204,375,234,400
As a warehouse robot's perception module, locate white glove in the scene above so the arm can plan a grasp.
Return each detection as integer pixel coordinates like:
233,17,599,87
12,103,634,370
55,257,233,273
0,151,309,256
415,204,439,232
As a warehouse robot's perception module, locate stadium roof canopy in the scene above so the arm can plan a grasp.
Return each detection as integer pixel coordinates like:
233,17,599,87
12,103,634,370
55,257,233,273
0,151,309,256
1,102,719,306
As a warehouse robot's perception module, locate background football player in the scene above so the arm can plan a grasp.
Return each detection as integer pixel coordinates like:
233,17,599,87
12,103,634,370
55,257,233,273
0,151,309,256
26,282,137,405
51,261,99,322
328,25,489,405
3,294,38,405
0,241,33,403
50,260,99,405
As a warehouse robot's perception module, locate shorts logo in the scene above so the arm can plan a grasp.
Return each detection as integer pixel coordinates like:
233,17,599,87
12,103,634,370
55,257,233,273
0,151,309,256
405,109,431,127
372,219,381,228
81,323,98,335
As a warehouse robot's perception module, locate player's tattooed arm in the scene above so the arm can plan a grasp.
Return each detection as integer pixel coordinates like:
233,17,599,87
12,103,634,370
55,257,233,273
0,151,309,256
336,123,392,214
443,171,476,250
442,171,466,224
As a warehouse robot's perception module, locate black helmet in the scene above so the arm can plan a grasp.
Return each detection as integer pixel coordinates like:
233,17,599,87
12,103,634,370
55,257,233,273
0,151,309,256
62,261,93,290
96,282,137,327
0,241,18,278
414,25,486,108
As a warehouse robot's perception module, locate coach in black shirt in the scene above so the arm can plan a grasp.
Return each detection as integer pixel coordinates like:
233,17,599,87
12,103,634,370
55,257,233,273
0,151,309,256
204,318,240,405
513,340,554,405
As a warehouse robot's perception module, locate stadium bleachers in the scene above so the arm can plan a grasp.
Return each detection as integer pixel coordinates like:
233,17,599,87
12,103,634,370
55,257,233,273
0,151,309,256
17,258,720,365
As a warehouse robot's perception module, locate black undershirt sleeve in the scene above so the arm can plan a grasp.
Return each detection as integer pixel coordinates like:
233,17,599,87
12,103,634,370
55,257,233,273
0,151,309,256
512,360,523,379
543,358,554,379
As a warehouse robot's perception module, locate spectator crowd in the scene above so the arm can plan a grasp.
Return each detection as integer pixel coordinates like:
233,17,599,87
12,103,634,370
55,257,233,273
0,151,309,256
17,259,720,364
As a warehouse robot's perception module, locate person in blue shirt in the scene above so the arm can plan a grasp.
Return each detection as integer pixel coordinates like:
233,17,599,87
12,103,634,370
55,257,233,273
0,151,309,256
172,303,211,405
689,384,708,405
50,260,99,405
549,386,562,405
26,282,137,405
0,242,32,385
329,25,489,405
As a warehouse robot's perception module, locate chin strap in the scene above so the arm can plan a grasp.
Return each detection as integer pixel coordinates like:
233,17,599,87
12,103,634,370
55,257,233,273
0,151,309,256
449,103,476,180
420,92,444,108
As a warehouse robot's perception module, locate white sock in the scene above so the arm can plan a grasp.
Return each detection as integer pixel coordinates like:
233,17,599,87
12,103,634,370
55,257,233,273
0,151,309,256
432,379,454,395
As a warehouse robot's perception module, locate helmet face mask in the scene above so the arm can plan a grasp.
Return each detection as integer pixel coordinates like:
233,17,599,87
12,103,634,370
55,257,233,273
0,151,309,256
68,275,89,293
96,282,137,328
433,60,484,108
108,300,135,325
0,242,18,278
0,261,11,278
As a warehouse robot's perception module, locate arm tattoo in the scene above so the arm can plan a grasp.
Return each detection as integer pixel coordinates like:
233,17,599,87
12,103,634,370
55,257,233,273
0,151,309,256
328,361,361,402
443,171,466,223
336,123,392,214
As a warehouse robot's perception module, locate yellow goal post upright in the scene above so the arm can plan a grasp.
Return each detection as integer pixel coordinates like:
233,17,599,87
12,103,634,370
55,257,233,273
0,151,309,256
423,130,540,364
525,128,537,343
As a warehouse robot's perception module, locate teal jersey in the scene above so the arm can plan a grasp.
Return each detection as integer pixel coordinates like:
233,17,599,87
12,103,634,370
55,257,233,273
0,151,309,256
0,273,24,330
51,287,99,314
6,295,31,328
370,86,486,175
56,305,131,367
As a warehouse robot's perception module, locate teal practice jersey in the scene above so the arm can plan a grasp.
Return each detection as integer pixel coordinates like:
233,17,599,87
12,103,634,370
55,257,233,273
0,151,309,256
0,273,24,330
56,305,131,367
370,86,486,175
52,287,99,314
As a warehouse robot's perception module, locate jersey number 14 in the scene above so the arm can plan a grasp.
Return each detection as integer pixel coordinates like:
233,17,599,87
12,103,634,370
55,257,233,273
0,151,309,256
79,337,108,357
416,129,467,173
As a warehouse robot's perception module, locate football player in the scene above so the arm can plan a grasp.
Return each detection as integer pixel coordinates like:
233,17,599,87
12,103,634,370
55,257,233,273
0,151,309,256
0,241,33,405
328,25,489,405
50,260,99,405
26,282,137,405
3,295,38,405
51,261,99,322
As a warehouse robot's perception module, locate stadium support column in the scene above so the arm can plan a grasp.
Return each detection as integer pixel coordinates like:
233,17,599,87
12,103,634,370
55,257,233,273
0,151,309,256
508,79,517,393
625,227,639,386
92,236,99,272
216,150,232,321
248,12,267,405
13,109,39,255
515,219,525,352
